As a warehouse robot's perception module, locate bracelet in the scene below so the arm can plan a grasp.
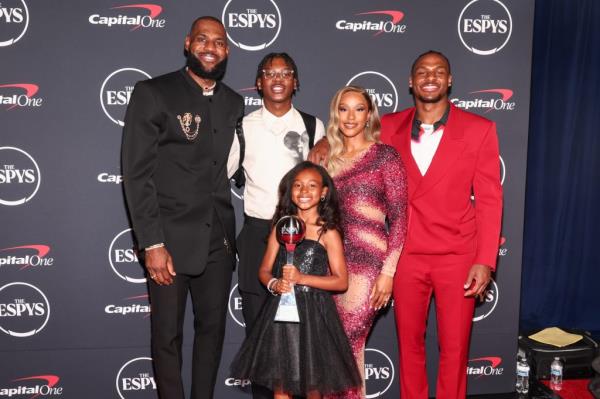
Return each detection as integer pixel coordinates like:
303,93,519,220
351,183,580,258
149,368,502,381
267,278,279,296
145,243,165,251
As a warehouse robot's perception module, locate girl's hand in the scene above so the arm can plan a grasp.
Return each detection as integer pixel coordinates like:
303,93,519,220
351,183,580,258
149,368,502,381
369,274,393,310
282,264,303,285
274,278,292,294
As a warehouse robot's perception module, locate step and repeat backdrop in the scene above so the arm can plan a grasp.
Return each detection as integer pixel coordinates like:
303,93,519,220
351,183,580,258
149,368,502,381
1,0,534,397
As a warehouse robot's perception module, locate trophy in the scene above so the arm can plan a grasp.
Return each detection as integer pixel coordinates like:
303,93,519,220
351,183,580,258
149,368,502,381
273,215,305,323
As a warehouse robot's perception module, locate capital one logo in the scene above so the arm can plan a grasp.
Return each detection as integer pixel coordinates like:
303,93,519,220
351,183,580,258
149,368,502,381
0,147,41,206
0,282,50,337
467,356,504,378
498,236,508,257
473,278,499,322
100,68,151,126
116,357,156,398
458,0,512,55
89,4,166,30
0,84,43,110
451,89,516,113
0,0,29,47
364,348,394,398
238,86,262,110
1,374,63,398
105,294,151,318
0,244,54,269
347,71,398,113
108,228,146,283
336,10,407,36
228,283,245,327
222,0,281,51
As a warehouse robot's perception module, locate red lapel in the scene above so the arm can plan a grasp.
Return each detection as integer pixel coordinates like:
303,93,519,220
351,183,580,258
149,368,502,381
388,108,421,199
413,104,466,199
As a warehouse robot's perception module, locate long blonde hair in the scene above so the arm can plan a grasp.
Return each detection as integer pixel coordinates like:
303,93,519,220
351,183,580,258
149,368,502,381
326,85,381,176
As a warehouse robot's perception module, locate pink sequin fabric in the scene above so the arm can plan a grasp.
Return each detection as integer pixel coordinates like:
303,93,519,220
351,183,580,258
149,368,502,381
328,143,407,398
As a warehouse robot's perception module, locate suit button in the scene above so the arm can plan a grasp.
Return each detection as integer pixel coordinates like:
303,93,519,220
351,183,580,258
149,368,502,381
213,128,217,134
213,161,217,166
206,223,211,227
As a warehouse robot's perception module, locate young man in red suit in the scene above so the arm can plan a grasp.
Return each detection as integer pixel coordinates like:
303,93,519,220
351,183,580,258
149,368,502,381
309,50,502,398
380,51,503,398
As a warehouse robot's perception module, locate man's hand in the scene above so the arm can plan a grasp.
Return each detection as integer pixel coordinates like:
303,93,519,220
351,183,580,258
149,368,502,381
307,137,330,165
145,246,176,285
463,264,492,300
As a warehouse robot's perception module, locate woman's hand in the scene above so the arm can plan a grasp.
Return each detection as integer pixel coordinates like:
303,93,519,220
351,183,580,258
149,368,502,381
282,264,303,285
370,274,393,310
274,278,292,294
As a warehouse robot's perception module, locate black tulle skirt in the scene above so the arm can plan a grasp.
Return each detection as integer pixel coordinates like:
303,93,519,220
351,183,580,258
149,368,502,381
230,289,362,396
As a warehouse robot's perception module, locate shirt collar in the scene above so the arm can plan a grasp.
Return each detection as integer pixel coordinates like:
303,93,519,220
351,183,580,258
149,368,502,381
260,105,296,134
411,103,450,140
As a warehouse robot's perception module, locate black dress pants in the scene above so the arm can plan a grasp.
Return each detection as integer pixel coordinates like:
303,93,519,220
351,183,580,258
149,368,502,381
148,221,233,399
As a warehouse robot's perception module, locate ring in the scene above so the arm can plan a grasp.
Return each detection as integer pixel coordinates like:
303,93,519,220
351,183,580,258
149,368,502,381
150,274,156,279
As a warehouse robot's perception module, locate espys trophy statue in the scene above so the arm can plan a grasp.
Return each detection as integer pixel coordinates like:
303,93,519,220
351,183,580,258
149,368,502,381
274,215,305,323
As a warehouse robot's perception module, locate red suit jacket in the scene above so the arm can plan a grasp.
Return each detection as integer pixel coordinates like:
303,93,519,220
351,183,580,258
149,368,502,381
381,104,502,269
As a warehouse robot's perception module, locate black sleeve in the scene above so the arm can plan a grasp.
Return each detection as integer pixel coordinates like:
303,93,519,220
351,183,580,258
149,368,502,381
121,81,165,249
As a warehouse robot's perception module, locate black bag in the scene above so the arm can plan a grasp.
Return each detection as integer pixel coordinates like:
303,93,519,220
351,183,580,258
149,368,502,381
519,329,599,379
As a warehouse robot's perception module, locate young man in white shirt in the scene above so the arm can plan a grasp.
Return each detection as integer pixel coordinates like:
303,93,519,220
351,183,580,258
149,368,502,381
228,53,325,398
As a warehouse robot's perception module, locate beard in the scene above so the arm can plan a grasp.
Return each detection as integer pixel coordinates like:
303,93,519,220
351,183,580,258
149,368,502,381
186,51,228,81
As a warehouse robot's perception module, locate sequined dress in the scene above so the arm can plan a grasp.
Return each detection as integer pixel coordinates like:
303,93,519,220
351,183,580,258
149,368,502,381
329,143,407,398
230,239,362,396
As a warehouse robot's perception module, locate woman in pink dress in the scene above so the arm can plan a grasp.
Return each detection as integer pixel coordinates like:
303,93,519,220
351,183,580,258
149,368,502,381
325,86,408,398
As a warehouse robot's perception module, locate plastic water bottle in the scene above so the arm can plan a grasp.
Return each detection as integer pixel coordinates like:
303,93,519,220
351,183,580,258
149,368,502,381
550,357,563,391
516,356,530,394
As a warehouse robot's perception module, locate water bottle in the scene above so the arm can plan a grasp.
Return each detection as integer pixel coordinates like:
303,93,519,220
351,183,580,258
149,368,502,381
550,357,563,391
516,356,530,394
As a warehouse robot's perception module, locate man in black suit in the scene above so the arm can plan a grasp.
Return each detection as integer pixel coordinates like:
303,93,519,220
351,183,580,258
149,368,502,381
121,16,244,399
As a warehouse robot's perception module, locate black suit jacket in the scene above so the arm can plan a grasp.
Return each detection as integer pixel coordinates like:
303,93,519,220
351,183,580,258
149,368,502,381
122,69,244,275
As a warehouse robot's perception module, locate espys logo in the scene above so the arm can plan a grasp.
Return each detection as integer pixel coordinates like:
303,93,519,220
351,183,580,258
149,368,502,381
458,0,512,55
228,284,244,327
364,348,394,398
467,356,504,378
0,147,41,206
98,172,123,184
115,357,156,399
0,0,29,47
347,71,398,114
336,10,407,36
100,68,151,126
1,375,63,398
0,245,54,270
0,84,43,110
105,294,150,318
108,228,146,283
0,282,50,337
473,278,499,322
222,0,281,51
89,4,165,30
451,89,515,113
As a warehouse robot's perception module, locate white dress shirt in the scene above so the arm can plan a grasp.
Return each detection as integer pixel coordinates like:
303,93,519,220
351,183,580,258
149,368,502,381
227,106,325,219
411,123,444,176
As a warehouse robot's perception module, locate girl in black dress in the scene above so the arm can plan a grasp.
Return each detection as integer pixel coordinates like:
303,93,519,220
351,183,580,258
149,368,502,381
231,161,361,399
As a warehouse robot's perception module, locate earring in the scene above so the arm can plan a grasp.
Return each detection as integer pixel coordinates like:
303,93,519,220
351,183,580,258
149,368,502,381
365,121,370,128
320,196,325,202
